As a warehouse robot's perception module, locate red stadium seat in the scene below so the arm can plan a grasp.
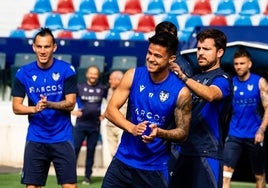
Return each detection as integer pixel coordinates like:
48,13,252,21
18,13,40,30
191,0,212,15
55,0,75,14
134,14,155,33
56,30,74,39
87,14,110,32
122,0,142,15
209,15,227,26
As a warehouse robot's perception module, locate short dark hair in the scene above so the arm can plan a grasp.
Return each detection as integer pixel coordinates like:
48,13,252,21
33,27,55,44
148,32,178,55
233,47,251,60
155,21,178,37
197,28,227,52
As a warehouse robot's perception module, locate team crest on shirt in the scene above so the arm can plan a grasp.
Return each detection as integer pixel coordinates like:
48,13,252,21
247,84,254,91
52,72,60,81
159,91,169,102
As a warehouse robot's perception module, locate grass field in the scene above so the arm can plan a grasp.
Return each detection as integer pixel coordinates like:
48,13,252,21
0,173,265,188
0,173,103,188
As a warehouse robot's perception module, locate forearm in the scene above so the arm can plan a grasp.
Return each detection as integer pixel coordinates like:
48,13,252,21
47,100,75,111
13,104,37,115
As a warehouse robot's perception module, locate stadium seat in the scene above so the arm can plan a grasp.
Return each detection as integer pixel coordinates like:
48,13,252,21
0,53,6,99
9,29,26,38
122,0,142,15
18,13,40,30
161,14,180,31
54,54,72,63
144,0,165,15
87,14,110,32
264,3,268,14
80,31,97,39
79,55,105,72
191,0,212,15
66,13,86,31
56,30,74,38
44,13,64,31
258,16,268,26
215,0,236,15
55,0,75,14
111,56,137,72
31,0,52,13
78,0,97,14
209,15,227,26
183,15,203,32
134,14,155,33
128,32,146,41
100,0,120,14
233,15,252,26
179,30,193,43
169,0,189,15
239,0,260,16
14,53,36,67
112,14,133,32
105,31,121,40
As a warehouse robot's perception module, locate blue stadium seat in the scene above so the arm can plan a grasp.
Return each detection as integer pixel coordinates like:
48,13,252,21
233,15,252,26
215,0,236,15
112,14,133,32
66,13,86,31
161,14,180,31
100,0,120,14
105,31,121,40
78,0,97,14
128,32,146,41
80,31,97,39
44,13,64,31
169,0,189,15
145,0,165,15
183,15,203,32
258,16,268,26
9,29,26,38
239,0,260,16
31,0,52,13
179,30,192,42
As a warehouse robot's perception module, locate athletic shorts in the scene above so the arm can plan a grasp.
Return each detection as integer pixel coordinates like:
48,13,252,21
101,158,169,188
21,141,77,186
223,135,265,175
169,155,223,188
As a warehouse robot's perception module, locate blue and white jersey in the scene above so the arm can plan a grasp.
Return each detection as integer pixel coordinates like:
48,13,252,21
11,58,77,143
180,68,232,159
229,73,262,138
116,66,185,171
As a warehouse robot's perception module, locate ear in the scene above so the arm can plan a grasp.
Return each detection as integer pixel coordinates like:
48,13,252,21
217,48,224,58
53,43,57,53
248,60,252,69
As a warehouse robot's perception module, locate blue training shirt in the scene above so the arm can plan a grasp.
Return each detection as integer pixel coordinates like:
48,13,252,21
229,73,262,138
11,58,77,143
115,66,185,171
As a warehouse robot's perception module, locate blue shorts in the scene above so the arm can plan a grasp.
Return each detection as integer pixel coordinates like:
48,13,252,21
21,141,77,186
102,158,169,188
223,135,265,174
169,154,223,188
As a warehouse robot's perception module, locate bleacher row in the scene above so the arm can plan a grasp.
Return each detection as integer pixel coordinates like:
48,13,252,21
9,0,268,42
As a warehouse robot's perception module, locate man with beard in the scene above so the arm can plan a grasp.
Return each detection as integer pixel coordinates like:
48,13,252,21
169,28,233,188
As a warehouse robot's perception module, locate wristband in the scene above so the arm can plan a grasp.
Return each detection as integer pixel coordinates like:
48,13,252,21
182,75,189,82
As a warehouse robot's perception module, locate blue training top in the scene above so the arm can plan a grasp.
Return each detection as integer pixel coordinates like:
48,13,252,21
180,68,232,159
229,73,263,138
115,66,185,171
11,58,77,143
